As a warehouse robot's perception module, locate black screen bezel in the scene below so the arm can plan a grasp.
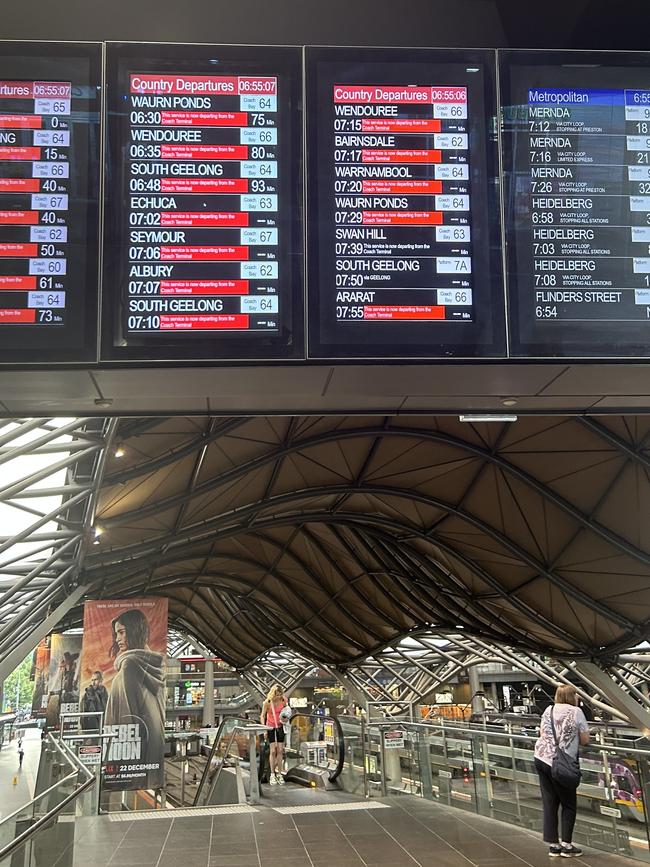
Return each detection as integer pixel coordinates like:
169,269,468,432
501,48,650,359
101,41,304,362
0,40,101,365
305,45,506,360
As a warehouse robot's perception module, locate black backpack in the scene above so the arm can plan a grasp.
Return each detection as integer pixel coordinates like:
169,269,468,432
549,708,581,788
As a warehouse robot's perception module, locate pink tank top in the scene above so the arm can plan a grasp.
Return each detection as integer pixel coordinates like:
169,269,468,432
265,699,284,727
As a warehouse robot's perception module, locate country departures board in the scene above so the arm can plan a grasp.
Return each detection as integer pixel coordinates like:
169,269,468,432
102,42,303,361
305,47,505,359
0,42,101,363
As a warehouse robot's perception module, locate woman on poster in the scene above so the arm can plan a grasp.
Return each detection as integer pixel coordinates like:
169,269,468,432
104,608,166,768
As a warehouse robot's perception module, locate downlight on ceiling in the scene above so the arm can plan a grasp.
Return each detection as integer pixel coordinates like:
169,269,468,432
459,414,518,423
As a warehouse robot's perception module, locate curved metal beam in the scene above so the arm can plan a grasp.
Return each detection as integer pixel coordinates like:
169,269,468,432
89,482,639,634
99,423,650,569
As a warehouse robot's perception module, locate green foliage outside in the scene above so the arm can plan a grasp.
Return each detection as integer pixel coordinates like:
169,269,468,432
2,655,34,713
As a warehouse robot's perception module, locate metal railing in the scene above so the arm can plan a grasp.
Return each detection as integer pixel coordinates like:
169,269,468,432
0,734,96,865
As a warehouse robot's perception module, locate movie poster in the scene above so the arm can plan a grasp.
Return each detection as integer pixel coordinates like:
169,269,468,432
80,598,168,791
30,637,51,718
45,633,82,730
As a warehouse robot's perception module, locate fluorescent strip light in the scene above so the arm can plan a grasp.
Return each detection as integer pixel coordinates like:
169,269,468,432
458,414,518,423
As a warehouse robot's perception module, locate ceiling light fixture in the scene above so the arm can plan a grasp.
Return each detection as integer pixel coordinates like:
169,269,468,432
114,447,125,458
459,414,518,423
500,397,518,407
94,397,113,408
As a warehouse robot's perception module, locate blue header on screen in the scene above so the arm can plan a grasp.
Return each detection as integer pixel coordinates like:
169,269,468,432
527,88,650,106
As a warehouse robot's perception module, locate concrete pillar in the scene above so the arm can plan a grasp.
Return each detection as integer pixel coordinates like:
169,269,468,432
468,665,485,716
202,658,215,727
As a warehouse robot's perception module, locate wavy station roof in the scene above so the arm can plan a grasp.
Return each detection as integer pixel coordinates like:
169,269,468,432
76,414,650,670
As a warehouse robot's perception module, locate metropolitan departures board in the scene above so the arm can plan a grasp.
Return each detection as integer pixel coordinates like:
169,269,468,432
501,50,650,358
102,42,303,361
305,47,505,360
0,42,101,363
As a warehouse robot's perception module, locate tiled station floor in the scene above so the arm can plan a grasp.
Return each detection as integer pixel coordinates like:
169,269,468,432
67,795,639,867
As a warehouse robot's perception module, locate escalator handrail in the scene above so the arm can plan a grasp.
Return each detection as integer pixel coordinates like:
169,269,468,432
287,712,345,783
193,716,252,806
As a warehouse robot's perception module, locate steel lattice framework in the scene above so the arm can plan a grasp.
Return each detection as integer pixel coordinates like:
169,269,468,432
81,415,650,668
241,647,318,700
0,417,116,681
337,631,641,722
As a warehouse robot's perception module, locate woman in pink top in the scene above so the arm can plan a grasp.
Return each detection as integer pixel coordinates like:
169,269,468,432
260,683,288,785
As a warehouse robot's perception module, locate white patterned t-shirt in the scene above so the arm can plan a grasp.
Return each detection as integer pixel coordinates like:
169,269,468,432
534,703,589,767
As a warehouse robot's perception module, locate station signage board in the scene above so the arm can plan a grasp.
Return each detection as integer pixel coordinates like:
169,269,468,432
0,41,101,362
102,42,303,361
501,50,650,357
305,47,505,359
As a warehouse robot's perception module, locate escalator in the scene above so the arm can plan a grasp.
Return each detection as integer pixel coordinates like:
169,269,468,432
282,711,345,790
191,712,346,807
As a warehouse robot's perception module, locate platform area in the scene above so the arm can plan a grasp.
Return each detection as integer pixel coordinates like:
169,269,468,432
0,726,39,819
65,794,638,867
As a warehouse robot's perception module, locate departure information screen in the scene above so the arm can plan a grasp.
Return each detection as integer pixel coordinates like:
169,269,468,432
103,43,302,361
0,42,100,363
306,47,505,359
502,50,650,357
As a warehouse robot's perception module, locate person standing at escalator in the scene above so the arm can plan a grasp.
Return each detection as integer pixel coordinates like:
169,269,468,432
261,684,288,785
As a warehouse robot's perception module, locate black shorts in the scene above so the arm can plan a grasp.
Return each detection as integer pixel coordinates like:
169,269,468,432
267,726,285,744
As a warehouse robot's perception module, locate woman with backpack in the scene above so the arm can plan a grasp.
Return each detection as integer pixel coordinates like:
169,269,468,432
534,684,590,858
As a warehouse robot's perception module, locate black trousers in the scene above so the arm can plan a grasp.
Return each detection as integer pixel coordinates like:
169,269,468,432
535,758,578,844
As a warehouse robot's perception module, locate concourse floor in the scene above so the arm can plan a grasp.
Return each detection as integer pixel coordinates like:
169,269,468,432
68,794,637,867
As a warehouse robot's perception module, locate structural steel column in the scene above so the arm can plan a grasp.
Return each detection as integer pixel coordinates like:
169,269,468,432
468,665,485,716
202,658,215,727
573,660,650,732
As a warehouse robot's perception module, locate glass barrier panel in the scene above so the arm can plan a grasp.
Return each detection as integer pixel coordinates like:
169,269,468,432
572,747,648,860
381,727,421,797
337,718,366,796
442,725,477,814
365,725,384,797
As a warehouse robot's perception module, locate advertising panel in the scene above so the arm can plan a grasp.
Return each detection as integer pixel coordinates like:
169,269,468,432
45,632,81,729
81,597,168,791
30,636,50,718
